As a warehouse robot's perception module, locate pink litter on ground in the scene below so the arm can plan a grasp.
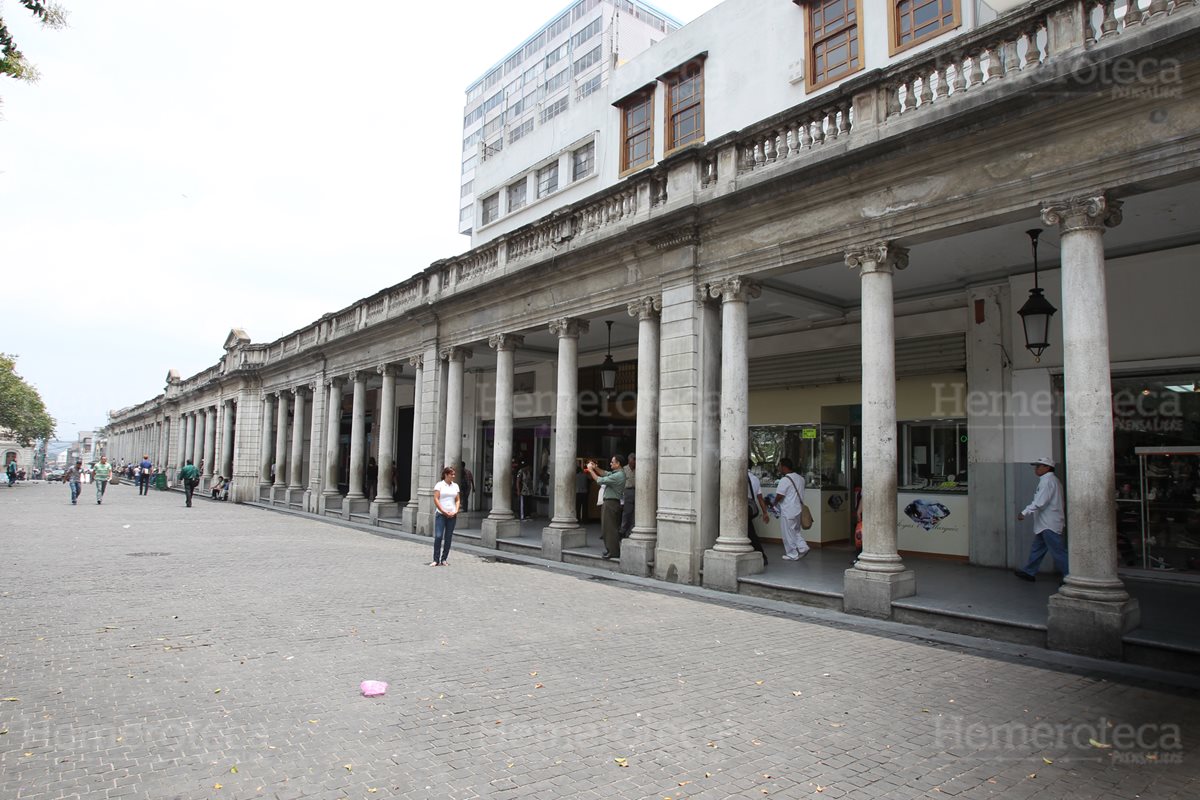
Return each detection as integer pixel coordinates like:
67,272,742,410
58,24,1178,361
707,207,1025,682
360,680,388,697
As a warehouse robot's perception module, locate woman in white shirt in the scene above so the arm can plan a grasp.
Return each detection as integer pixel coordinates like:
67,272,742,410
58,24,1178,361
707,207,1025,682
432,466,461,566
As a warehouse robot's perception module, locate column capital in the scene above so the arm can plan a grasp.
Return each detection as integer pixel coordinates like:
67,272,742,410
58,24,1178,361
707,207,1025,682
488,333,525,352
408,353,424,370
293,384,309,398
1040,194,1123,234
377,363,400,378
440,346,473,362
326,375,345,388
307,381,319,394
348,369,369,383
708,276,761,303
845,242,909,274
548,317,589,338
627,296,662,320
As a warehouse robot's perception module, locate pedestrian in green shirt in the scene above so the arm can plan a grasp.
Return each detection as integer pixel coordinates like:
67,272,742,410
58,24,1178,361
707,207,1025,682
178,459,201,508
93,456,112,504
586,454,627,560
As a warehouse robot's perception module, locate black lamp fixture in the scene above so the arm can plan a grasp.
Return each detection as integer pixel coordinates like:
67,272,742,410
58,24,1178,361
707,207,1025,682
1018,228,1057,363
600,320,617,395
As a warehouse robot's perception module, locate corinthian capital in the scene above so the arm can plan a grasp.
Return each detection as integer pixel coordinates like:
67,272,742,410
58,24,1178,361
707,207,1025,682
440,346,473,362
708,277,761,303
627,296,662,320
408,354,424,370
845,242,909,274
1040,194,1122,234
489,333,525,352
377,363,399,378
548,317,589,338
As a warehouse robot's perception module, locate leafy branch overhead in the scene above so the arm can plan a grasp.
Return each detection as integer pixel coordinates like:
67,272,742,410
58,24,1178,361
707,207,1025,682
0,354,56,446
0,1,68,83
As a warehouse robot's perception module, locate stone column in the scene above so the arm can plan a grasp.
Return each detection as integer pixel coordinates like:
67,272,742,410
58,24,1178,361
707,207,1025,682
346,371,368,502
842,242,916,617
441,347,471,478
288,388,306,490
322,377,344,508
482,334,523,547
1042,195,1140,657
304,381,322,512
194,411,207,475
404,355,424,531
622,296,662,577
542,317,589,560
273,391,289,492
372,364,401,521
221,400,235,479
702,278,764,590
159,419,170,473
259,393,275,485
185,412,197,466
176,415,188,472
204,407,217,477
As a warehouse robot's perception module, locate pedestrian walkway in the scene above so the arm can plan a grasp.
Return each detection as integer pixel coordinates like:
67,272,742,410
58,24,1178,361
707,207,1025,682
2,482,1197,799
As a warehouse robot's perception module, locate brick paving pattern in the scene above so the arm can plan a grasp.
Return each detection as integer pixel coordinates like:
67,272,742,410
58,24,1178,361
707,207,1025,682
1,481,1197,799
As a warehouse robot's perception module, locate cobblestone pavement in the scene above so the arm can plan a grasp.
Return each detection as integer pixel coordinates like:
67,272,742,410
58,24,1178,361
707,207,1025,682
1,480,1197,800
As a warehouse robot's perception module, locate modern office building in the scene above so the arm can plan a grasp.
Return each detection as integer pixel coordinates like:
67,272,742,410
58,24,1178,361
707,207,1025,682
109,0,1200,665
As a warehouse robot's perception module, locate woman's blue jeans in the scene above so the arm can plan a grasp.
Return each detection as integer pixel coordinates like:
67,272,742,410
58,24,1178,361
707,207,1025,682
434,513,457,563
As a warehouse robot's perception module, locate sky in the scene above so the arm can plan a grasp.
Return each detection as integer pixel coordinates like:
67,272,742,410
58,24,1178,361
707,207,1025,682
0,0,720,439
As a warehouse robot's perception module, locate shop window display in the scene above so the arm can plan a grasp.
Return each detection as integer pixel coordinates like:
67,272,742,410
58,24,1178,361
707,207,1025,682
898,419,967,492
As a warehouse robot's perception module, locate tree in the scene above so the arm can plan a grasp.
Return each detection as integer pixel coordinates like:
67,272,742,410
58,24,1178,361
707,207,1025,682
0,353,56,446
1,1,67,84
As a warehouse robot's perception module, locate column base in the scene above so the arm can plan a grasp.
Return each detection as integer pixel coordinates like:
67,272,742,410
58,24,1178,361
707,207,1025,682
342,497,371,519
270,484,289,504
701,548,764,592
620,539,656,577
1047,593,1141,659
370,501,401,523
542,526,583,561
321,492,343,515
285,488,305,506
843,567,916,619
480,517,519,548
402,502,419,533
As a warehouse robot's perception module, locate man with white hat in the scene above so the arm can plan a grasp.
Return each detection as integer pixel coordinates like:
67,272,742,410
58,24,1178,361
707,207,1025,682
1014,457,1068,581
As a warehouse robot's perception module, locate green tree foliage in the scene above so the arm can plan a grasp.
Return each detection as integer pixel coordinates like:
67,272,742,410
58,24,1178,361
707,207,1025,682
0,353,56,446
1,1,67,83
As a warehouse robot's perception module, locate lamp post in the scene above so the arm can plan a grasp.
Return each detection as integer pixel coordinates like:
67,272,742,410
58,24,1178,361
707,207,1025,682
1018,228,1057,362
599,320,617,397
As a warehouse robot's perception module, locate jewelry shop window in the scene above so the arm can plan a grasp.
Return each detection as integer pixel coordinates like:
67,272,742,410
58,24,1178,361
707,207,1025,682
899,419,968,492
750,424,824,491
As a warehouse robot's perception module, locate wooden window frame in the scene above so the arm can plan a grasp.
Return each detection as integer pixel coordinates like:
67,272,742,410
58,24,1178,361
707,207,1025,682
803,0,866,93
888,0,961,56
617,86,655,177
661,59,705,156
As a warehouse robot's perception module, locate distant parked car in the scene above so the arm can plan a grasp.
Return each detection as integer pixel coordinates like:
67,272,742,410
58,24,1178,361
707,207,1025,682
45,468,65,482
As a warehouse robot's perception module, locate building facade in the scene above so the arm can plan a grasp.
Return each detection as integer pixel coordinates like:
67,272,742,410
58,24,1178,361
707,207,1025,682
110,0,1200,661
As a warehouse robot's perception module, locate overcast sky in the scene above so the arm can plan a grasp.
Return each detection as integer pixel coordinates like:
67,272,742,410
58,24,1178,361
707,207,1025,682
1,0,719,439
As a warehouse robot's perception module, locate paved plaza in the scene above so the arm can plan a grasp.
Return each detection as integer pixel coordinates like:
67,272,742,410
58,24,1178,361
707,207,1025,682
1,481,1197,799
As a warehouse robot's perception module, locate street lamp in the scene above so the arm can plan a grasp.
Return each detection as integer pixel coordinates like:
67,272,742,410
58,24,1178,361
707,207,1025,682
599,320,617,396
1018,228,1057,363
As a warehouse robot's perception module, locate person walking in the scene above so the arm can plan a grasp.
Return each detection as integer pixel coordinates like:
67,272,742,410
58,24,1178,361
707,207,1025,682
619,453,636,539
1014,457,1068,581
432,466,461,566
178,459,201,508
138,454,153,496
586,455,627,560
64,458,83,504
774,457,811,560
93,456,113,504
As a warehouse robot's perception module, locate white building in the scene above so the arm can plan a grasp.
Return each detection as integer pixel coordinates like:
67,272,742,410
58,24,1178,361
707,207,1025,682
458,0,681,239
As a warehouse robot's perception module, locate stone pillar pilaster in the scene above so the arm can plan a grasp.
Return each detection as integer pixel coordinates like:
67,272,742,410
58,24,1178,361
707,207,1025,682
322,378,344,507
204,407,217,478
622,296,662,577
441,347,472,478
372,364,401,521
542,318,589,560
1042,194,1140,658
176,416,188,473
221,401,235,479
404,355,424,532
288,388,306,489
259,393,275,486
482,334,523,547
273,391,289,490
346,371,368,502
185,412,197,467
702,278,764,590
194,411,207,475
843,242,916,618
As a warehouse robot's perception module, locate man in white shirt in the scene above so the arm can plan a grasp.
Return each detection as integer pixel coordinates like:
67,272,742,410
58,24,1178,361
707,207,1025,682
1014,457,1068,581
774,457,810,560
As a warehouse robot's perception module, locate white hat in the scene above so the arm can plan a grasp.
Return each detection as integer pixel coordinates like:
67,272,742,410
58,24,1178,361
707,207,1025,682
1030,457,1056,468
